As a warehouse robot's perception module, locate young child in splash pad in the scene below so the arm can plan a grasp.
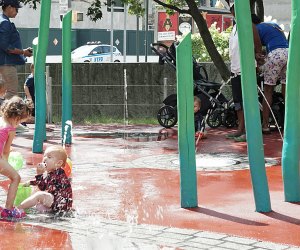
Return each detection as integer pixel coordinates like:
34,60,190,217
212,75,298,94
0,96,33,219
18,145,73,214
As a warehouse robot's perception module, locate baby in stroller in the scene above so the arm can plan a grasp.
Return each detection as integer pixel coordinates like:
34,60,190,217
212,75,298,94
151,41,234,131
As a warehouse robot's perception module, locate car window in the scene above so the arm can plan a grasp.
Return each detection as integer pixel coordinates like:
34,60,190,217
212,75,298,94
102,46,110,53
90,46,103,55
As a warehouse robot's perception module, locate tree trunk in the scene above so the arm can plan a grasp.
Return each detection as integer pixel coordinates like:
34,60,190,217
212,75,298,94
186,0,230,82
255,0,264,21
250,0,256,13
250,0,264,21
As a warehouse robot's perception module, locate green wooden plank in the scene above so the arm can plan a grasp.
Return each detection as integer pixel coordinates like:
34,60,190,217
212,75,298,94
62,11,73,145
33,0,51,153
282,0,300,201
176,33,198,208
235,2,271,212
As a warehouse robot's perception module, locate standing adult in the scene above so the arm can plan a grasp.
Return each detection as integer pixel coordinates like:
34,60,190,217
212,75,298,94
226,3,264,142
0,0,32,102
252,14,289,133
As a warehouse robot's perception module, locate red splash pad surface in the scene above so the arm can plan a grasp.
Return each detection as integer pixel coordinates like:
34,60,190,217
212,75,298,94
0,221,72,249
3,125,300,248
74,166,300,246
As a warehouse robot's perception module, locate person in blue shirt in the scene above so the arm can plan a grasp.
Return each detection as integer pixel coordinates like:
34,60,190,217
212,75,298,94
252,14,288,134
0,0,32,100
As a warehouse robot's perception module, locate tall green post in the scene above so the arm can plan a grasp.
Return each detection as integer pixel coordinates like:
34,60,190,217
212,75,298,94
33,0,51,153
235,1,271,212
282,0,300,202
176,33,198,208
61,11,73,145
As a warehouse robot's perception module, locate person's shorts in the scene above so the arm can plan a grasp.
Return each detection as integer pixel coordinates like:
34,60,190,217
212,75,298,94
264,48,288,86
231,73,243,111
0,65,18,98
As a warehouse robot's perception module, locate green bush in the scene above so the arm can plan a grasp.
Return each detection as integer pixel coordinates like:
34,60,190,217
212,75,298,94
179,23,232,62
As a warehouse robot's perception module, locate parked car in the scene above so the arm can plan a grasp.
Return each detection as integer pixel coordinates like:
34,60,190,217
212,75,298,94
71,42,122,63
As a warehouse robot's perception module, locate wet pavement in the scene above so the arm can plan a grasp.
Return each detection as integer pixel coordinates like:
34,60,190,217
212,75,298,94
0,124,300,249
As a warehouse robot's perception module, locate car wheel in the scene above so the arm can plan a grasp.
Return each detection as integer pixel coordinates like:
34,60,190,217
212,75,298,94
114,60,120,63
84,60,90,63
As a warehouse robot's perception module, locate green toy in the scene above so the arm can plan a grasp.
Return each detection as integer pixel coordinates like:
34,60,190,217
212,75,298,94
14,184,32,206
8,152,24,171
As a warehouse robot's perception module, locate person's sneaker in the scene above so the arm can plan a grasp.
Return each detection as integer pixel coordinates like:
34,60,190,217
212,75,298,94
234,134,247,142
1,207,26,219
16,124,29,134
226,132,243,139
262,127,271,134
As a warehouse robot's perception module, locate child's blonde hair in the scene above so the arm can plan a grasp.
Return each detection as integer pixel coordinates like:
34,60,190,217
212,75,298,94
0,96,33,121
46,145,68,166
194,96,201,106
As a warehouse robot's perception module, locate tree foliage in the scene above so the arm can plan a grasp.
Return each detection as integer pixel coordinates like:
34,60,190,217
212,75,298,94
189,24,231,62
20,0,39,9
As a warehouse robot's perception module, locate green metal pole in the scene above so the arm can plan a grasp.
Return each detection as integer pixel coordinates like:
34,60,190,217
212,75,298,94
32,37,46,140
32,37,47,142
176,33,198,208
234,1,271,212
32,0,51,153
62,11,73,145
282,0,300,202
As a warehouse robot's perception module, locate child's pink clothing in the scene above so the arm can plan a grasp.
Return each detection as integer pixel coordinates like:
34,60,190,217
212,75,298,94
0,125,15,156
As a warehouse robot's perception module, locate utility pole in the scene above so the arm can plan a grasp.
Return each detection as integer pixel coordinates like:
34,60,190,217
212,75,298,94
145,0,149,62
136,16,139,62
110,1,114,62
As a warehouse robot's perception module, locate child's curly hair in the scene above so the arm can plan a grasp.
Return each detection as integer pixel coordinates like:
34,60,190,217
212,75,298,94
0,96,33,121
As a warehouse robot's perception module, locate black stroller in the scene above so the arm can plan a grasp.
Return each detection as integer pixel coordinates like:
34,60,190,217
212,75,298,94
150,42,237,129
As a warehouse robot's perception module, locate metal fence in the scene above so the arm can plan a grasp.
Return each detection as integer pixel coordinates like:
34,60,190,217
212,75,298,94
17,62,229,123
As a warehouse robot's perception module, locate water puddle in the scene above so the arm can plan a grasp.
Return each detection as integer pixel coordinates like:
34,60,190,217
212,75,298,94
73,132,171,142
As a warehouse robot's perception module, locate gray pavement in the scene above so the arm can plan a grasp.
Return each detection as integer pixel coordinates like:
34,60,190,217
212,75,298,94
22,213,300,250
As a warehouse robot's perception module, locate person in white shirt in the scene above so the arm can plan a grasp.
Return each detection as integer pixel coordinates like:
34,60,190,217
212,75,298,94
226,3,264,142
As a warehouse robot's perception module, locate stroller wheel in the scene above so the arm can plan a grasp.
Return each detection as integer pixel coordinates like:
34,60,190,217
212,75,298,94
207,109,222,128
223,109,237,128
157,105,177,128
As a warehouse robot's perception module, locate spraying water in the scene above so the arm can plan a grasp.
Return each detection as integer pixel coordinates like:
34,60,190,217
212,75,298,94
62,120,73,148
123,69,129,149
124,69,128,127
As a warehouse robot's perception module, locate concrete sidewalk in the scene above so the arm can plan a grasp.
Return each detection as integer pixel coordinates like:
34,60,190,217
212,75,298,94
0,124,299,249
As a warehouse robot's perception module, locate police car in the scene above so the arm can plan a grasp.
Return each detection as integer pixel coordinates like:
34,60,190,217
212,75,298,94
71,42,122,63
